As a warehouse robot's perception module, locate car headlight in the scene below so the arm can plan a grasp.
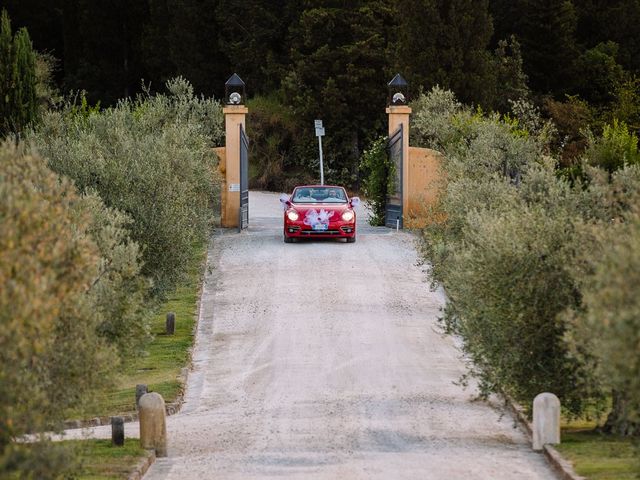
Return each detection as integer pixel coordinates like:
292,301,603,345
287,210,299,221
341,210,354,222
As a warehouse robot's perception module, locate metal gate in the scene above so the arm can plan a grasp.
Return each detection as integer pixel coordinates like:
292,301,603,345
239,124,249,230
385,125,403,228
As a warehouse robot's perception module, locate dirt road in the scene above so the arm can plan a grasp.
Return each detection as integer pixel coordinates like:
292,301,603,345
140,191,554,479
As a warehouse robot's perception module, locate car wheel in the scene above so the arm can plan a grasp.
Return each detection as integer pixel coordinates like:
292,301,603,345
346,236,356,243
284,234,293,243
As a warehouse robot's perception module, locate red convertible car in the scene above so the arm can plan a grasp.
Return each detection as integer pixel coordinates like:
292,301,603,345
280,185,360,243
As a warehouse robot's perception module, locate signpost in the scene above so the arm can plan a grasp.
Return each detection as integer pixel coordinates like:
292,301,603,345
315,119,325,185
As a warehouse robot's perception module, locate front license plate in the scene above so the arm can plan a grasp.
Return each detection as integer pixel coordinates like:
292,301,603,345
313,223,328,231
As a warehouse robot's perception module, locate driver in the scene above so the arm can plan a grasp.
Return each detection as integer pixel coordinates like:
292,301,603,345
327,188,343,201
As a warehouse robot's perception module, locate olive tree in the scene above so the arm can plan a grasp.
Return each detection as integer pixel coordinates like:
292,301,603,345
0,142,113,477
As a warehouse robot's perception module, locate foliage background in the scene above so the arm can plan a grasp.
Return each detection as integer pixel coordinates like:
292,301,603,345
3,0,640,188
412,87,640,432
31,77,223,296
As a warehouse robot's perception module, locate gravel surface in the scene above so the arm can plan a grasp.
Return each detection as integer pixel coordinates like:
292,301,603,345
65,191,556,479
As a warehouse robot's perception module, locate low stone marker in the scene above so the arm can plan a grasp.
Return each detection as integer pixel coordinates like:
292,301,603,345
533,392,560,451
111,416,124,446
166,312,176,335
139,392,167,457
135,384,148,410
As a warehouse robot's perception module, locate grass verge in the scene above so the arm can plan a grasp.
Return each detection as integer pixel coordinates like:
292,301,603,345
68,439,148,479
556,427,638,479
84,241,207,417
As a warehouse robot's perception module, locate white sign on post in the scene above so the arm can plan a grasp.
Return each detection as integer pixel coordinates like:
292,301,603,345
314,120,325,185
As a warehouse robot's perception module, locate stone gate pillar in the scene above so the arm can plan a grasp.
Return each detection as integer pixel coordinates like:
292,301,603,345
220,74,247,228
385,74,443,228
386,74,411,221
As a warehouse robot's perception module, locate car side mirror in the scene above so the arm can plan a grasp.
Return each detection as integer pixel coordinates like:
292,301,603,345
279,193,291,210
350,197,361,208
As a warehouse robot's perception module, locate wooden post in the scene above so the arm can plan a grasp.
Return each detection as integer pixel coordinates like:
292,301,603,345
111,416,124,446
166,312,175,335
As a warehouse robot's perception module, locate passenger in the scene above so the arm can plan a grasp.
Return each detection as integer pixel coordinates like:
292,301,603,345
295,188,314,202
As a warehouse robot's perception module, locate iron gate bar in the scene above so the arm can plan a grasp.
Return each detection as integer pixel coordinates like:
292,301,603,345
385,124,403,229
239,124,249,230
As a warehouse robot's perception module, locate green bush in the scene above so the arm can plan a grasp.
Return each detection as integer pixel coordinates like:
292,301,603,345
0,143,114,477
579,210,640,430
414,87,604,416
359,136,393,226
32,77,223,295
78,192,150,356
585,119,640,173
442,201,599,414
565,165,640,433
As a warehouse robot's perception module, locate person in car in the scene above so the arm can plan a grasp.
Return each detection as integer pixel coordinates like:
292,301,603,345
326,189,344,202
294,188,315,202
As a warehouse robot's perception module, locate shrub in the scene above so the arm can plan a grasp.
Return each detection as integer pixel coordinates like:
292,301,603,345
32,78,222,295
78,192,150,356
0,142,114,477
578,211,640,431
585,119,640,173
565,165,640,434
358,136,393,225
414,87,603,416
442,202,599,414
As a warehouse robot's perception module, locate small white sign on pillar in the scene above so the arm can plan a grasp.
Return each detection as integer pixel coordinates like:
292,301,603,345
532,392,561,451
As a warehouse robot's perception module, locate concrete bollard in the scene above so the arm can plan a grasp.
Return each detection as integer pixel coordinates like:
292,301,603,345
135,384,148,410
533,392,561,451
166,312,176,335
111,416,124,446
139,392,167,457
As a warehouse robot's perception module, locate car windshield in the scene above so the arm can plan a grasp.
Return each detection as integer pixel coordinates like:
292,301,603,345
292,187,347,203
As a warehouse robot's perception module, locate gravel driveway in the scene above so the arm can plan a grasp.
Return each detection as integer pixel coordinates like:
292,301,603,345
65,191,552,479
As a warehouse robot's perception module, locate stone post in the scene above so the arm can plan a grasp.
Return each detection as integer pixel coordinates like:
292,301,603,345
166,312,175,335
139,392,168,457
135,384,147,410
221,105,248,228
386,105,412,220
533,392,561,451
111,416,124,446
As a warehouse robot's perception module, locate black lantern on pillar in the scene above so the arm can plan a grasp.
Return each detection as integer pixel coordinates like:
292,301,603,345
225,73,246,105
388,73,409,106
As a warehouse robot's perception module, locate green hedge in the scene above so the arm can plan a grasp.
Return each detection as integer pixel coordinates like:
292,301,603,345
32,77,223,296
414,87,640,426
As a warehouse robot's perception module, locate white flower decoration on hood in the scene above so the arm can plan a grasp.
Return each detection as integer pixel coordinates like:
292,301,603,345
303,209,334,228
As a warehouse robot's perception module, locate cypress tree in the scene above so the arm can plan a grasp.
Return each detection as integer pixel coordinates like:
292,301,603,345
11,27,38,134
489,0,579,96
285,0,393,186
0,9,13,135
392,0,495,106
